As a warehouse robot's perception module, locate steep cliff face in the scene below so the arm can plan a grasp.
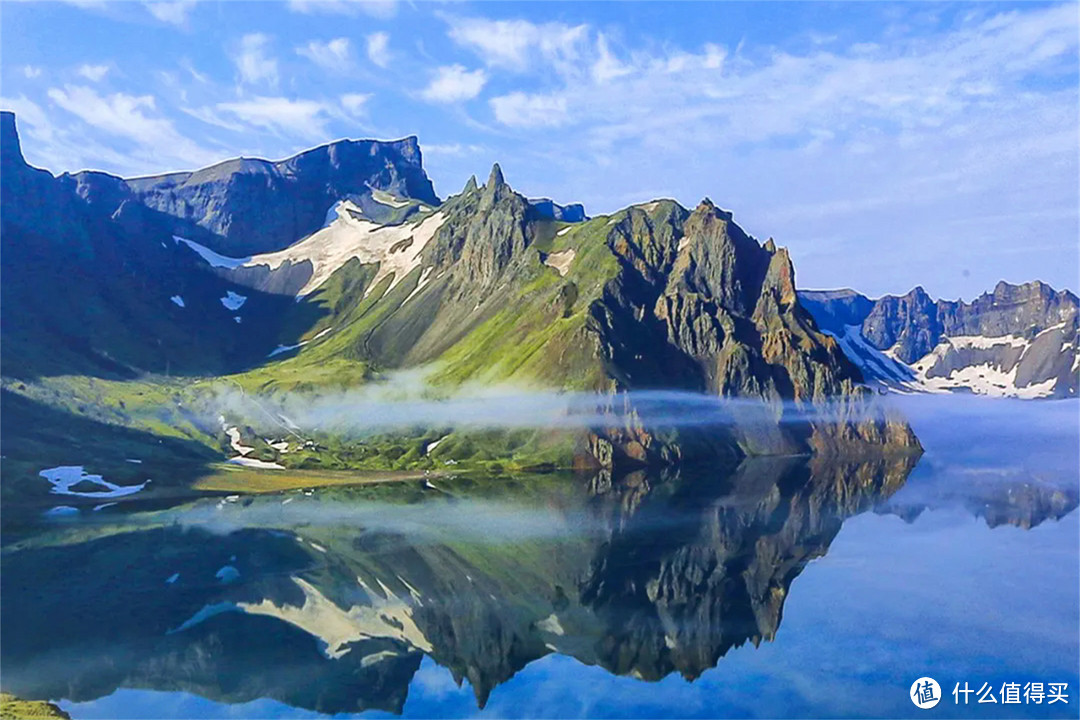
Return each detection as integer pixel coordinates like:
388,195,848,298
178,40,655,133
593,200,860,402
123,137,439,256
800,281,1079,398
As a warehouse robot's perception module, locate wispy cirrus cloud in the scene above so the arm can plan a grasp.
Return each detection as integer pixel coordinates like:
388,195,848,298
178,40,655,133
286,0,395,19
445,16,588,74
232,33,278,87
490,92,567,128
44,84,217,171
76,63,110,82
214,96,334,140
339,92,370,116
420,65,487,103
366,32,390,69
296,37,352,72
144,0,197,26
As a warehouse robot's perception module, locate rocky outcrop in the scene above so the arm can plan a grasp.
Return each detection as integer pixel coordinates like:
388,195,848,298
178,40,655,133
528,197,588,222
584,200,918,462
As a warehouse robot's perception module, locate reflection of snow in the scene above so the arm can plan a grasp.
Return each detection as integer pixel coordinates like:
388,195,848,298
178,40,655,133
169,295,185,308
216,565,240,583
166,572,180,584
220,291,247,310
39,466,148,498
44,506,79,517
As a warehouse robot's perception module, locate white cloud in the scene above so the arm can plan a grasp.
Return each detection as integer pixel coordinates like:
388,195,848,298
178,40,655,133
423,143,485,157
77,64,110,82
591,34,630,83
420,65,487,103
366,32,390,68
287,0,396,18
490,92,568,128
23,66,42,79
446,16,588,73
233,33,278,87
215,96,333,139
340,92,371,115
144,0,197,26
44,84,217,170
297,37,352,72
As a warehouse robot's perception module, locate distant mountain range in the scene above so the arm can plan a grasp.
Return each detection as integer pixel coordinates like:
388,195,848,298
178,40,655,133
800,282,1078,399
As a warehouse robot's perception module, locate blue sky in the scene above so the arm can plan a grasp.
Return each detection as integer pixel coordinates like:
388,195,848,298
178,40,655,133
2,1,1077,299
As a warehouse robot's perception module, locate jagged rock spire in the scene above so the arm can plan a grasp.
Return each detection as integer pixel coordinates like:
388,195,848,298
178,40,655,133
487,163,505,189
463,174,479,193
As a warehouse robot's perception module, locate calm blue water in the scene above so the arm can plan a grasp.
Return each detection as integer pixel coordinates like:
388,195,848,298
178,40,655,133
2,397,1077,719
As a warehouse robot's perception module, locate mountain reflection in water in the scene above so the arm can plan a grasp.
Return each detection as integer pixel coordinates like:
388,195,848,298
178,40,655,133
1,451,1075,717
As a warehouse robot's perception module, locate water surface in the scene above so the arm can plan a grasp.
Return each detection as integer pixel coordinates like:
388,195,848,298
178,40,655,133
1,398,1077,719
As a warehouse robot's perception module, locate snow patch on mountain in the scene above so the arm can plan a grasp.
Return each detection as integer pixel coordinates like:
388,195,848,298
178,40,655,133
174,236,251,269
370,189,410,208
830,324,1070,399
240,200,447,297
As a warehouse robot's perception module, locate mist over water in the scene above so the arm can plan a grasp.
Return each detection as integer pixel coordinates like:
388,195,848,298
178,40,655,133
207,383,898,436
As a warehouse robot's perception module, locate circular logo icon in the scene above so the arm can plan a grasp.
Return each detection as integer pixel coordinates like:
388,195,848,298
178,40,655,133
911,677,942,709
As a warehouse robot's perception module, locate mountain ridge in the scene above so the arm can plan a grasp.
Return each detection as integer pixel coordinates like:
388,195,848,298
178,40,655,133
800,281,1079,398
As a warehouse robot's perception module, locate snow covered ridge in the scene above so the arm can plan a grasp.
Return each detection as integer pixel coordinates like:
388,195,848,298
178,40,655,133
825,324,1078,399
174,200,447,298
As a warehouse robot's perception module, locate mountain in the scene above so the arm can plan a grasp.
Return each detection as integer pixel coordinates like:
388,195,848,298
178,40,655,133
168,164,918,464
0,111,291,379
0,109,917,496
123,136,439,256
800,281,1079,398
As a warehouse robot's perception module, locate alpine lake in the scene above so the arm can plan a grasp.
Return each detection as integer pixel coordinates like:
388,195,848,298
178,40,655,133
2,397,1077,720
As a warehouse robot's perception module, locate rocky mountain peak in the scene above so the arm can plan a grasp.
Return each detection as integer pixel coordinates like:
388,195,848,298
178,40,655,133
487,163,505,189
463,174,479,194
